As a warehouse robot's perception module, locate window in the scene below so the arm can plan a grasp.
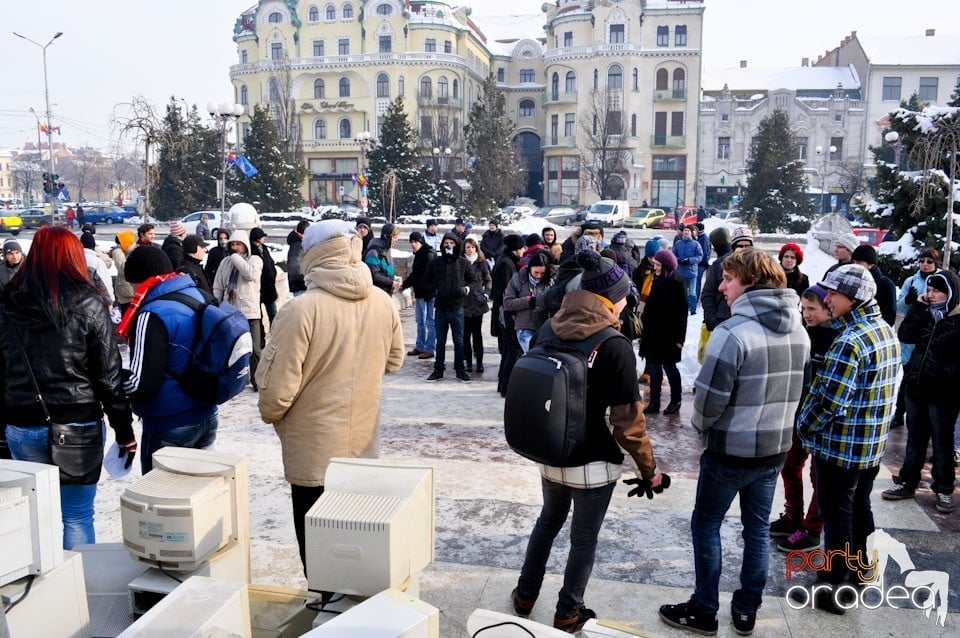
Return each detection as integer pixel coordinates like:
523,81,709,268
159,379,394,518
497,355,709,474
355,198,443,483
425,38,436,52
313,78,325,99
379,36,391,53
830,137,843,161
240,50,248,64
671,112,683,136
519,69,536,84
339,77,350,97
438,76,449,99
342,3,353,19
240,85,248,105
444,40,452,53
607,65,623,90
882,76,901,101
420,77,432,98
632,68,638,91
376,3,392,15
314,119,327,139
795,136,808,161
325,4,336,20
564,113,575,137
339,118,352,138
551,115,558,145
631,113,637,136
420,116,433,138
675,25,687,46
452,79,459,99
377,73,389,97
551,73,559,100
565,71,576,93
672,68,686,98
657,26,669,46
607,109,622,135
313,40,324,57
268,78,281,103
519,99,535,118
268,11,282,23
656,68,668,91
609,24,625,44
919,77,939,102
308,6,320,21
338,38,349,55
271,42,284,60
497,68,505,82
593,69,599,91
834,113,843,122
563,31,573,47
717,136,730,159
398,75,405,97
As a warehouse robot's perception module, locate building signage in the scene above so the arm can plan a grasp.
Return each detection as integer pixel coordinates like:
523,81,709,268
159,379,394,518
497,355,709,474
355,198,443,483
303,101,356,111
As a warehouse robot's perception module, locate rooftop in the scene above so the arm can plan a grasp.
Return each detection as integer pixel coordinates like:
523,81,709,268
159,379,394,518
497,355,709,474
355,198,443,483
856,33,960,66
703,65,860,92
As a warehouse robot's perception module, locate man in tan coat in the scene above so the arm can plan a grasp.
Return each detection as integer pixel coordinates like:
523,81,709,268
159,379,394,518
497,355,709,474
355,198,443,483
256,219,404,575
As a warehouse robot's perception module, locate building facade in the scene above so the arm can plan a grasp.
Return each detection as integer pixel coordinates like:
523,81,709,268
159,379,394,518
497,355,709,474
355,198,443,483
229,0,704,210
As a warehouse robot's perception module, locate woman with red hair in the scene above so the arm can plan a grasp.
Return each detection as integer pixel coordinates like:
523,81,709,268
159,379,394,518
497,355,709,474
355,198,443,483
779,242,809,297
0,226,135,549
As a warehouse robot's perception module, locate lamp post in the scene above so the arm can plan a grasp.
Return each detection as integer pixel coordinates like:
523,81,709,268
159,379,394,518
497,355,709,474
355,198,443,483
28,108,43,201
207,102,245,218
433,146,451,178
884,130,903,168
14,30,62,225
815,144,836,214
355,131,375,212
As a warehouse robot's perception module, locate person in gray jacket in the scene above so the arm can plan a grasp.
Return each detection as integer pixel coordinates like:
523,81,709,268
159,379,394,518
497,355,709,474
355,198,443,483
503,250,555,353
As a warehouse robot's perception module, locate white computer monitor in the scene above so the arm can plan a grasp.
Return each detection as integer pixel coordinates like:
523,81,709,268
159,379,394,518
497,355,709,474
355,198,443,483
0,460,63,586
120,447,249,576
305,588,439,637
305,458,435,597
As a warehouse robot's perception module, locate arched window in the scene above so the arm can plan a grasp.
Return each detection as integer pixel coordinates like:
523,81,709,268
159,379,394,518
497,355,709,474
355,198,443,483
398,75,405,97
632,68,639,91
376,4,392,15
420,77,432,98
607,64,623,90
438,77,449,99
268,78,281,103
268,11,282,23
308,6,319,21
631,114,637,136
314,119,327,139
551,72,559,100
325,4,336,20
565,71,576,93
656,68,669,91
314,78,325,99
377,73,389,97
452,79,459,99
339,77,350,97
593,69,598,91
672,68,686,97
239,85,248,105
342,3,353,19
339,118,352,138
519,99,535,118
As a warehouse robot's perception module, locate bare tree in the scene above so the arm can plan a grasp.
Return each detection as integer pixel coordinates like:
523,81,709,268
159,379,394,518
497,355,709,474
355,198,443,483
579,89,629,200
268,59,304,165
11,158,41,204
114,95,165,216
908,108,960,265
834,157,867,205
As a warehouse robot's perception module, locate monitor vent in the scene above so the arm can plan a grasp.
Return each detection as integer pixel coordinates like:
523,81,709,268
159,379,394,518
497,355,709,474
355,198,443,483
308,492,404,531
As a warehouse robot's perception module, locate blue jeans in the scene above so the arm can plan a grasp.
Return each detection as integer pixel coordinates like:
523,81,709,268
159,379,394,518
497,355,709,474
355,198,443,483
141,411,219,474
683,274,698,314
434,306,465,373
813,458,879,585
415,298,436,354
6,422,102,550
517,329,536,354
690,452,781,615
517,478,616,616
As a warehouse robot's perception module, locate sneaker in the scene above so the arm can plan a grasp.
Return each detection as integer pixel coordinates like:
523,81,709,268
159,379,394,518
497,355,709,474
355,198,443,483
426,371,443,382
881,484,916,500
664,400,682,415
777,529,821,552
456,371,471,383
659,602,718,635
731,608,756,636
510,588,536,617
769,513,796,538
406,348,422,356
553,607,597,633
418,351,435,359
936,493,954,513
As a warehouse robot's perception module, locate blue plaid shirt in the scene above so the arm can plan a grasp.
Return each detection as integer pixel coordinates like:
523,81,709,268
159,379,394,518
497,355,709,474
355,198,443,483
798,300,900,470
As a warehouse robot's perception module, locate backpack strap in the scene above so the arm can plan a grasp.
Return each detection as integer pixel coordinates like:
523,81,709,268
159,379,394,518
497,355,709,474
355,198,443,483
537,322,624,369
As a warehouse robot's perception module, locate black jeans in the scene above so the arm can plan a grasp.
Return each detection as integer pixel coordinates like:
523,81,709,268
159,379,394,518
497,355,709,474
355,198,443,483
900,391,958,494
813,459,879,585
291,483,325,575
647,355,681,404
463,315,484,366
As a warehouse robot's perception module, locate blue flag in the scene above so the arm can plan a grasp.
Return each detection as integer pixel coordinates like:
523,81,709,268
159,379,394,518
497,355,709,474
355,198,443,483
226,153,259,178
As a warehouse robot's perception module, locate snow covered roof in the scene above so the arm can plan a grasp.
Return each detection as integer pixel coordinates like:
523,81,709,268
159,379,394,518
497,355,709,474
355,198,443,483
856,34,960,66
702,65,860,92
466,11,545,48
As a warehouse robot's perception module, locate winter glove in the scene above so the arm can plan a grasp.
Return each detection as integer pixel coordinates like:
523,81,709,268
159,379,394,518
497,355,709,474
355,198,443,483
118,439,138,470
460,286,470,297
624,472,671,499
904,286,918,306
679,258,690,265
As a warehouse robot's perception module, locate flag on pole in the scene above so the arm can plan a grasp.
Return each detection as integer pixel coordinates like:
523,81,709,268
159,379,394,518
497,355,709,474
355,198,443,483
225,152,259,178
39,123,61,135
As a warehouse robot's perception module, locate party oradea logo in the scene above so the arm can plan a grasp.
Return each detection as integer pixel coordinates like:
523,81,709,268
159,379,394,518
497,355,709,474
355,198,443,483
784,528,948,627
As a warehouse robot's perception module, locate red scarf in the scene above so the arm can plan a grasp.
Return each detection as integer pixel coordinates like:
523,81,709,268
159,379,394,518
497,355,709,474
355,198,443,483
117,273,181,338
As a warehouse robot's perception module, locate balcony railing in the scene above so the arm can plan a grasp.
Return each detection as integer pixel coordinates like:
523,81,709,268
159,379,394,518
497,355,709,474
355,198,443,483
542,136,577,149
301,139,360,152
230,51,466,74
542,92,578,107
651,135,687,148
543,42,647,63
654,89,687,101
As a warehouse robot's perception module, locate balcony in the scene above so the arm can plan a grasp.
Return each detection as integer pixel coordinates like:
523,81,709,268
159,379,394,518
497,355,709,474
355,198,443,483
301,139,361,152
230,51,466,75
542,136,577,149
654,89,687,102
543,42,646,63
651,135,687,148
542,92,578,107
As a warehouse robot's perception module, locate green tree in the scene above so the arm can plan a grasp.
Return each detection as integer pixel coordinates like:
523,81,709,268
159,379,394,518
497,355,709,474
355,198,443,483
151,97,219,220
740,109,814,233
232,105,307,212
464,75,525,213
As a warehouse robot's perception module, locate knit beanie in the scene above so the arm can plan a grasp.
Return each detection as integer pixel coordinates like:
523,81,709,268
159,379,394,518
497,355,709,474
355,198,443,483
409,231,424,244
804,284,829,304
709,227,730,253
168,220,186,237
80,231,96,250
730,226,754,247
302,219,356,253
124,245,173,284
835,234,859,253
779,242,804,265
851,244,878,266
644,239,660,258
654,249,679,275
116,230,136,251
525,233,543,248
576,250,631,303
503,234,526,251
355,217,372,232
3,240,23,254
249,227,267,243
576,234,601,254
380,223,397,240
819,263,876,302
612,231,628,246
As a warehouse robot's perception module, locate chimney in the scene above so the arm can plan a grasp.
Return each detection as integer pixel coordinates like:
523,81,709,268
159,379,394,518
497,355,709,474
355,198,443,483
739,60,747,68
925,28,936,36
801,57,809,67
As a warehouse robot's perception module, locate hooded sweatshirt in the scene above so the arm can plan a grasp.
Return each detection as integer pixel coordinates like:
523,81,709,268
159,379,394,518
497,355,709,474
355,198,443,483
212,229,263,319
694,287,810,464
424,232,476,311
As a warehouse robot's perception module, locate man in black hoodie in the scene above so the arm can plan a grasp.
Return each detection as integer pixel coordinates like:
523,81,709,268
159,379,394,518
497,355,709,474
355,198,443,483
852,244,897,326
402,231,437,359
286,220,310,296
493,234,527,396
480,220,505,269
424,233,477,382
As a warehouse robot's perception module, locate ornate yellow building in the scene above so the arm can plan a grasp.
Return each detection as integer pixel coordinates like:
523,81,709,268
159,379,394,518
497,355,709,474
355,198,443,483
230,0,703,210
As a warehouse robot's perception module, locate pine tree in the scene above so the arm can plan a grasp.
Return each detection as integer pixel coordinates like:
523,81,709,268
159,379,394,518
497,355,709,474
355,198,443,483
464,75,525,213
740,109,814,233
232,105,307,212
151,98,220,220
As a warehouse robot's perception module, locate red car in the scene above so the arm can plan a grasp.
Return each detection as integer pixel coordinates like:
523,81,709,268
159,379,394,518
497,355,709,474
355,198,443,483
852,228,890,247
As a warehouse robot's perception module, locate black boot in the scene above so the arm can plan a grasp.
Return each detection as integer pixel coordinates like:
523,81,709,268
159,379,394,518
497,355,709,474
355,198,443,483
664,400,681,415
643,397,660,414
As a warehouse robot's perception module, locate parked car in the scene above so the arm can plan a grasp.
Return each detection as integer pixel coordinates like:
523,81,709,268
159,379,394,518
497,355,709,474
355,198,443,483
19,208,51,229
82,205,135,225
852,227,891,247
659,214,677,231
676,206,699,227
715,209,742,223
494,205,536,225
585,200,630,227
0,211,22,235
533,206,582,226
181,211,223,235
623,207,666,229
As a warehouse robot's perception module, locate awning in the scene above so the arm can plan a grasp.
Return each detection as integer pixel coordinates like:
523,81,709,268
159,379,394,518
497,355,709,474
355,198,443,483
454,179,472,191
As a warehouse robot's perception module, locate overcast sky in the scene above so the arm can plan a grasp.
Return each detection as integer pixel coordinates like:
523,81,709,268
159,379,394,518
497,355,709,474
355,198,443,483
1,0,957,151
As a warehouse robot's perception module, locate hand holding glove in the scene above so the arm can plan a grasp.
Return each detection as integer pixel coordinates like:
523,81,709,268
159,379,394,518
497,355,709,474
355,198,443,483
624,471,671,499
118,439,138,470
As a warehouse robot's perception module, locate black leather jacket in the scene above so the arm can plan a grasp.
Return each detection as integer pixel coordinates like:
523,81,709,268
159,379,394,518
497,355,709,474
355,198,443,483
0,285,133,437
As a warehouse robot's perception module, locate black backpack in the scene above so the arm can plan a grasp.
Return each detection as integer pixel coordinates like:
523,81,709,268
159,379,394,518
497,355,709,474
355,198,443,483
504,323,624,466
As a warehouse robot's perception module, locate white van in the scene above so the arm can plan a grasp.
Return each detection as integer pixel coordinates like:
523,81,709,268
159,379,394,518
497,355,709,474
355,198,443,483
585,200,630,227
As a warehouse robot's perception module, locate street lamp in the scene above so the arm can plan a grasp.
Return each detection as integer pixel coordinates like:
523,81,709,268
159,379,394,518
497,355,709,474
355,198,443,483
14,30,63,225
433,146,451,178
207,102,245,217
815,144,836,213
355,131,375,212
885,130,903,168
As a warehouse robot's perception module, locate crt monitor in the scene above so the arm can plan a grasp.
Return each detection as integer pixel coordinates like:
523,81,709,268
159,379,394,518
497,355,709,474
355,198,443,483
0,460,63,587
305,458,435,597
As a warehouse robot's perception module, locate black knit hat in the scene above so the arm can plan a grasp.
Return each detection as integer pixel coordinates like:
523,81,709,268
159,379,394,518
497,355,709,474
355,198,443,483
80,231,96,250
249,227,267,242
576,250,631,303
409,231,424,243
525,233,543,248
124,245,173,284
504,234,526,251
851,244,878,266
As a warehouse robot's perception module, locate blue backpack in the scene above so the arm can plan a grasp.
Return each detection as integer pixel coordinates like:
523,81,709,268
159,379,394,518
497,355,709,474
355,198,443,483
158,291,253,404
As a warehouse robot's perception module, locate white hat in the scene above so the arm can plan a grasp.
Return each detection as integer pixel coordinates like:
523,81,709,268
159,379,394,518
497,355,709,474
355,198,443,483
302,219,357,252
835,234,860,253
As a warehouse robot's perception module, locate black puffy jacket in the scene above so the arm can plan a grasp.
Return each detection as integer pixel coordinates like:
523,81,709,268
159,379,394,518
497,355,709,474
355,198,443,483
0,285,132,437
899,273,960,398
